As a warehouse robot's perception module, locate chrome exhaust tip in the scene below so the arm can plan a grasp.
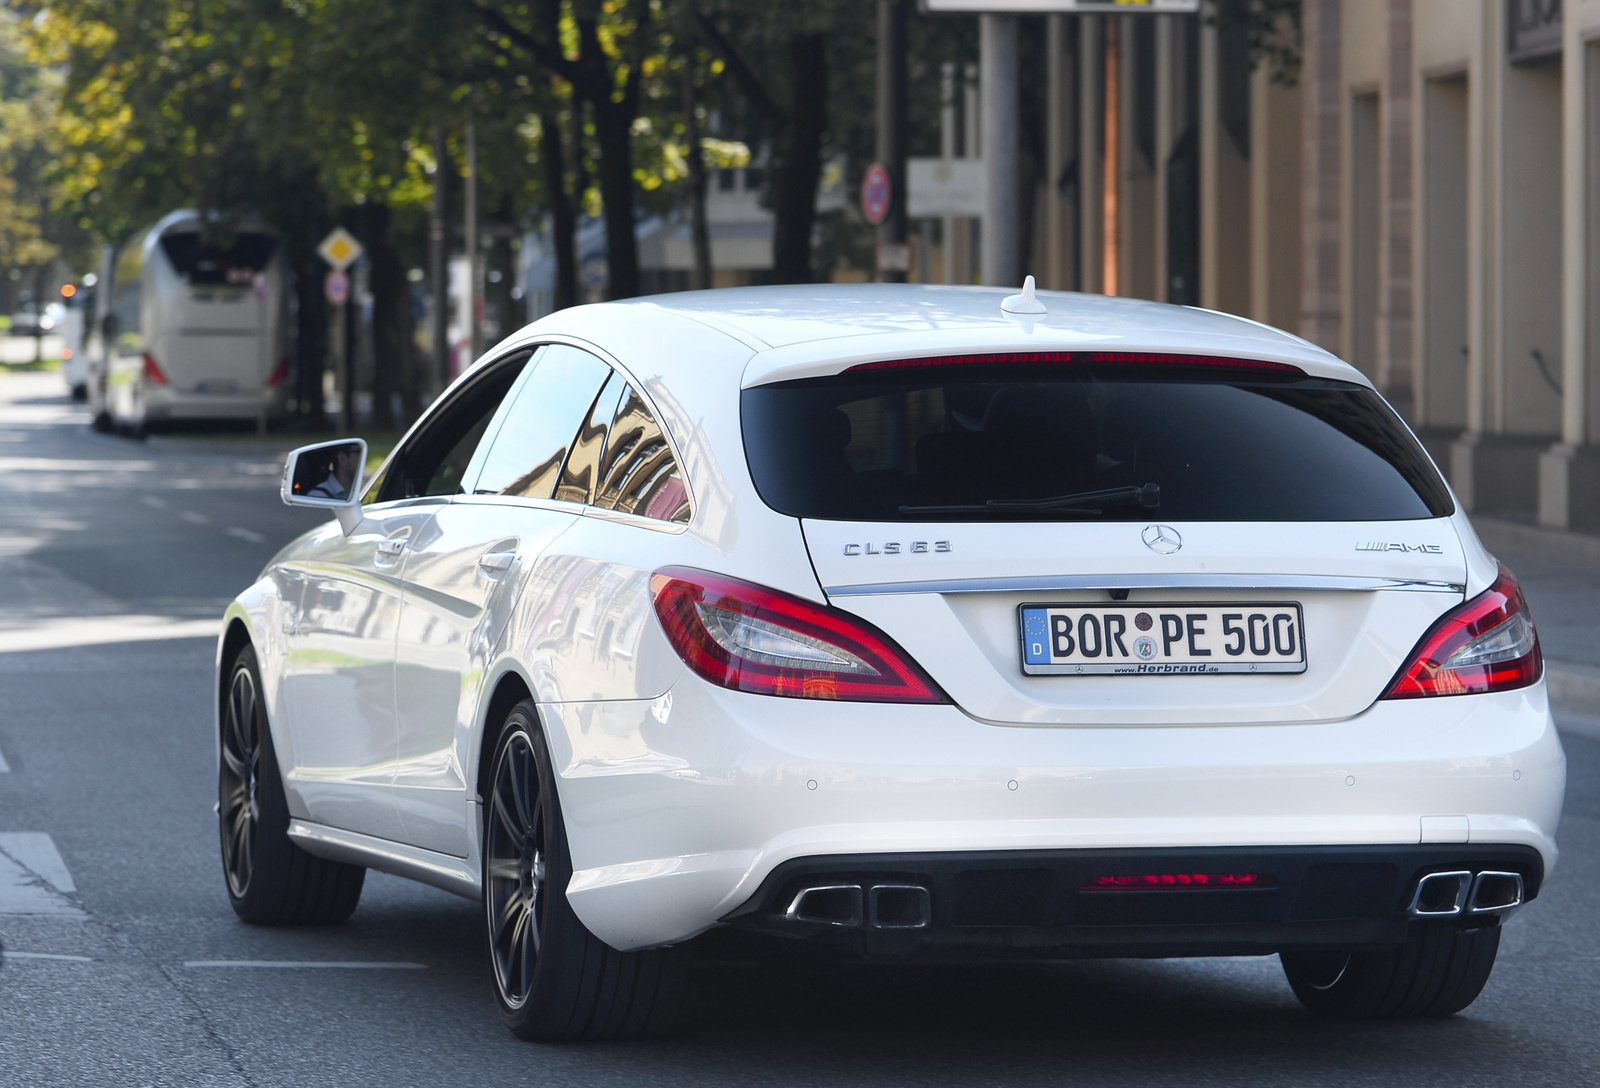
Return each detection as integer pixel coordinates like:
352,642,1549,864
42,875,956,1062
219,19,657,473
868,884,932,929
785,884,863,927
1408,870,1472,917
1468,871,1524,914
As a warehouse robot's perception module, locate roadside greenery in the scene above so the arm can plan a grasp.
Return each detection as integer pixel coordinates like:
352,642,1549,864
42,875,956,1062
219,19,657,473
3,1,1296,424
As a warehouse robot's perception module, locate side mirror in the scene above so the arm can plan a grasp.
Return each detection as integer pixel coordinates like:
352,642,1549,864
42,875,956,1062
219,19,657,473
282,438,367,534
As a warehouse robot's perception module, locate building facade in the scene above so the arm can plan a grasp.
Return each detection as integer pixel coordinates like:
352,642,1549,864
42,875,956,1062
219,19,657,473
983,0,1595,531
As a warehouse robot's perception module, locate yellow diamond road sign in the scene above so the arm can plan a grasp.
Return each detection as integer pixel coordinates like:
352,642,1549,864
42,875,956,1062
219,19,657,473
317,227,364,271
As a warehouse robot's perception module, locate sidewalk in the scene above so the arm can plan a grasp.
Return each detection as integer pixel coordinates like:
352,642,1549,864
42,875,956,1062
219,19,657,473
1474,516,1600,738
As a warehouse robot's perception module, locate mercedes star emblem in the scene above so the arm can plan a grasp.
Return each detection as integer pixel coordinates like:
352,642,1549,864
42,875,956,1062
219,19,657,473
1142,524,1182,554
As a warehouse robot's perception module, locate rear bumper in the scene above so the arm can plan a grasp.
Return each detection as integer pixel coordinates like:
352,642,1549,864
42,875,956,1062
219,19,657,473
140,384,283,421
545,678,1566,952
720,844,1544,959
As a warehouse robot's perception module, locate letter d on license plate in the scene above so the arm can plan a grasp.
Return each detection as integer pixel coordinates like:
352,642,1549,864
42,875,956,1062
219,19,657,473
1019,603,1307,676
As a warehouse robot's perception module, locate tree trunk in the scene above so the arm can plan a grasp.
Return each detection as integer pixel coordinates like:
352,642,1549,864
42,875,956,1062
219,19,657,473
771,34,827,284
542,111,578,311
591,98,640,299
683,58,713,291
365,202,413,429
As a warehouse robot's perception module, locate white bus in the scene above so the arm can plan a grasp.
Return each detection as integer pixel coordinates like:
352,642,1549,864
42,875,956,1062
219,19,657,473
92,211,291,432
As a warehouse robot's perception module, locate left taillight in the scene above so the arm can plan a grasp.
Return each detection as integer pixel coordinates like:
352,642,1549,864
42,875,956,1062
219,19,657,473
267,356,291,387
1382,565,1542,699
142,352,168,385
650,567,947,703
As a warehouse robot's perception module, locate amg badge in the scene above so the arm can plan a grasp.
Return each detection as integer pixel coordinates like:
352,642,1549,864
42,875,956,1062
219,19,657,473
1356,542,1443,554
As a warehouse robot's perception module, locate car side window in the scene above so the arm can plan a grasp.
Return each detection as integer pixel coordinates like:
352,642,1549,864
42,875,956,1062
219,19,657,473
553,371,627,505
594,384,691,524
473,345,612,499
369,352,531,504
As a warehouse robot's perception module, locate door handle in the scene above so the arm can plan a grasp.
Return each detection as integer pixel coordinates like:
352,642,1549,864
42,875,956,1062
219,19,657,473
376,539,407,556
477,551,516,574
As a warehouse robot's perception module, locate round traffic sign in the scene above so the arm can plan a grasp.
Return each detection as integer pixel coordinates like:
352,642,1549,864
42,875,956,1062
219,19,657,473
861,163,892,226
325,269,350,306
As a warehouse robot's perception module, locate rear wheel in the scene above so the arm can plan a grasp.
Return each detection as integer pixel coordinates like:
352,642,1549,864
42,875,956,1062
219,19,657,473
220,645,364,924
1281,921,1501,1018
483,701,676,1040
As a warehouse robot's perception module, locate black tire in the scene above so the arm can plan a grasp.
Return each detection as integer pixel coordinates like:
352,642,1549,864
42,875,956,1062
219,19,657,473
482,701,677,1040
90,411,111,433
220,645,365,925
1281,921,1501,1018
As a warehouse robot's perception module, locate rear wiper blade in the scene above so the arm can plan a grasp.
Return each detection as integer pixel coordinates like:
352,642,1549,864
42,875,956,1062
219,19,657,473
899,482,1160,515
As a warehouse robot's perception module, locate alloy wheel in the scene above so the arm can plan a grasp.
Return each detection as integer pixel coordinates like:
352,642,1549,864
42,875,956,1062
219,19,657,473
219,664,261,899
485,730,545,1010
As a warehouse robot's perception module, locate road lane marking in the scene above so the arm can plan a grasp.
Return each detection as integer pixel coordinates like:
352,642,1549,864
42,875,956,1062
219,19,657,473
0,834,84,917
141,495,166,509
226,527,266,544
4,951,93,962
0,615,220,654
0,748,9,772
183,961,427,969
180,511,210,525
0,833,75,892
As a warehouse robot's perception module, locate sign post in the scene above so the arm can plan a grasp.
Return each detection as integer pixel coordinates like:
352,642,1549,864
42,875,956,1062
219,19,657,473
317,228,365,430
861,163,892,226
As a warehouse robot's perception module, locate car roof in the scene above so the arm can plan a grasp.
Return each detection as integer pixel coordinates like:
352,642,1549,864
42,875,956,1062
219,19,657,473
513,284,1363,389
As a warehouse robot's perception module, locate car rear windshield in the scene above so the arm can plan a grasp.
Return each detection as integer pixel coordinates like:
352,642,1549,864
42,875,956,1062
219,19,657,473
159,232,277,286
740,365,1453,522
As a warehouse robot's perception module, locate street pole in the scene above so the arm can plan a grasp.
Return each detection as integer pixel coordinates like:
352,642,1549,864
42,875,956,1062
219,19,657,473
683,58,713,291
877,0,909,283
465,102,480,363
981,14,1020,288
334,295,349,431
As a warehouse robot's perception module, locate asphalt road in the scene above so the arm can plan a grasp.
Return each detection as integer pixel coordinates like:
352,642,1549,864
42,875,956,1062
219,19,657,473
0,369,1597,1087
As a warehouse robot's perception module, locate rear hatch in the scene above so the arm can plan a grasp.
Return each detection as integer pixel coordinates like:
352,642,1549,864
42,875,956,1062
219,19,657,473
157,229,277,393
742,356,1465,725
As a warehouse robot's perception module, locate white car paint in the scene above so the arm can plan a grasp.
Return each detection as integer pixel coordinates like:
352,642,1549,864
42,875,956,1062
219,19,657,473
220,284,1565,952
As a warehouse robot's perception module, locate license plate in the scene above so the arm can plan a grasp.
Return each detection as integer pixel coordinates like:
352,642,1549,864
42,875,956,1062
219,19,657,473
1019,603,1306,676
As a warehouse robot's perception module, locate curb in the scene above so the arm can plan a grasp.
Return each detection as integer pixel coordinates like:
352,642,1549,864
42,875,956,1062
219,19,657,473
1548,661,1600,740
1472,517,1600,568
1548,660,1600,718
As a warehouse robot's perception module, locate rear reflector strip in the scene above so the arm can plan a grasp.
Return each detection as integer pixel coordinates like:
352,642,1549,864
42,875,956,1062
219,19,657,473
844,351,1307,377
1083,873,1274,891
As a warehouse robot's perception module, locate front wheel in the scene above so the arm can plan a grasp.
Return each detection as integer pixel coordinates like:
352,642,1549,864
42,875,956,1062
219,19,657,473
1281,921,1501,1018
482,701,676,1040
219,645,365,924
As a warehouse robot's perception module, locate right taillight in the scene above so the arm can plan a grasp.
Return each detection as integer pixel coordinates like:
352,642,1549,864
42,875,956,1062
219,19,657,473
1383,565,1542,699
142,352,168,385
650,567,948,703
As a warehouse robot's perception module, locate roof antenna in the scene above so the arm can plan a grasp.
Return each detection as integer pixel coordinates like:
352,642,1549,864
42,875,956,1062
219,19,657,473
1001,275,1047,315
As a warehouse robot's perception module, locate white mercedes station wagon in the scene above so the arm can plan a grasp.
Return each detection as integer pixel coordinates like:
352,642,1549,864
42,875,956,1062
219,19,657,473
216,283,1565,1039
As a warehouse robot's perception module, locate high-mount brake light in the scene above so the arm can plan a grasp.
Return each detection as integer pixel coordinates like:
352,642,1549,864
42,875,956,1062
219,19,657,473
142,353,168,385
1383,564,1542,699
650,567,947,703
844,351,1306,377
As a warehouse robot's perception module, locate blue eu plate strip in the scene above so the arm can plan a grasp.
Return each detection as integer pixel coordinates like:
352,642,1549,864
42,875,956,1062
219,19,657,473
1022,608,1051,665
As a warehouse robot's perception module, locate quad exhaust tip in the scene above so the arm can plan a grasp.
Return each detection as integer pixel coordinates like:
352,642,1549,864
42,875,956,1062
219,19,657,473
1408,870,1524,918
784,883,932,929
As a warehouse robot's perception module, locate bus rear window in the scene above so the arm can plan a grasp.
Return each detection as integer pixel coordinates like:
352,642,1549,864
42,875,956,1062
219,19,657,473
159,232,277,286
740,366,1453,523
